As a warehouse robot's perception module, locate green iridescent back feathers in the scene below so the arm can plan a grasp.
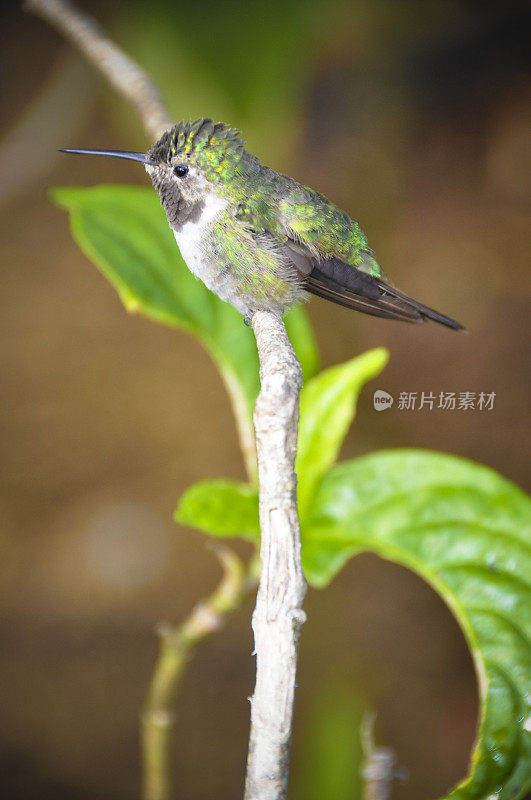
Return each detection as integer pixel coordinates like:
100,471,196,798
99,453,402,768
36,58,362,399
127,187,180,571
149,118,383,278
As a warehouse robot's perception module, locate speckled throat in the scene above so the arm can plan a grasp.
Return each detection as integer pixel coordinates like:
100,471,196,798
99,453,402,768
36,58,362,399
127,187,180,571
147,167,206,231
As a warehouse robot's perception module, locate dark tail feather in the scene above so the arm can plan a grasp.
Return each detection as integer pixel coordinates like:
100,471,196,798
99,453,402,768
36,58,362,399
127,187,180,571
305,261,464,330
305,270,423,323
375,281,465,330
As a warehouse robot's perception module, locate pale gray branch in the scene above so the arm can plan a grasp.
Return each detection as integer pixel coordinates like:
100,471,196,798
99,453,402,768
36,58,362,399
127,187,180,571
24,0,172,140
244,311,307,800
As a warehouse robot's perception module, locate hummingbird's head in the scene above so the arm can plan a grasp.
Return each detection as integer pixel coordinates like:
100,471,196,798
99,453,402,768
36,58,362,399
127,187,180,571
144,119,246,219
148,119,245,185
61,119,247,228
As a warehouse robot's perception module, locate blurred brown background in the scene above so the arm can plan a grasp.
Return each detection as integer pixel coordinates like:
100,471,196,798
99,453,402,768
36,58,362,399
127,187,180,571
1,1,529,798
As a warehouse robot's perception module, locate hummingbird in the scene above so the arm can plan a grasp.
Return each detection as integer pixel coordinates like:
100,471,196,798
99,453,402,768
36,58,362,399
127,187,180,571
62,118,463,329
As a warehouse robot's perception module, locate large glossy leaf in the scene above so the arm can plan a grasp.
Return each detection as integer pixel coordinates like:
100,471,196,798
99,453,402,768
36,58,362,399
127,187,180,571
303,449,531,800
51,184,319,479
296,349,388,517
175,479,259,541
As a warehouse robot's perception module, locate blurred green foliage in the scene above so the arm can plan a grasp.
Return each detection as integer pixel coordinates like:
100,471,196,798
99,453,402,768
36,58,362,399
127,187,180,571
53,183,531,800
291,677,366,800
112,0,327,162
177,478,259,541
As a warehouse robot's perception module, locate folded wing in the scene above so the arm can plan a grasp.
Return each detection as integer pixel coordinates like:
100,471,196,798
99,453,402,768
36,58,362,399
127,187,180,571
281,242,464,330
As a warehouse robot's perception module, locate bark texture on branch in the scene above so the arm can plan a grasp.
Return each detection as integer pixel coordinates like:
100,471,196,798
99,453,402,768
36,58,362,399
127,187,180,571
244,311,307,800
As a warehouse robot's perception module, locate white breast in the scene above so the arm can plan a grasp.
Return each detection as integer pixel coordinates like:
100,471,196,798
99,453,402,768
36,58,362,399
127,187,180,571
173,193,228,279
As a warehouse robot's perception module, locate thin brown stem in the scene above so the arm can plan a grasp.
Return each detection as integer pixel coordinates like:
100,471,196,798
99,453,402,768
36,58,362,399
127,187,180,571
361,712,400,800
142,546,257,800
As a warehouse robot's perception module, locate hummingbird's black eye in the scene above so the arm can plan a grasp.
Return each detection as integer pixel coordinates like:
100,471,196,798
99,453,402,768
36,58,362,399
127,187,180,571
173,164,189,178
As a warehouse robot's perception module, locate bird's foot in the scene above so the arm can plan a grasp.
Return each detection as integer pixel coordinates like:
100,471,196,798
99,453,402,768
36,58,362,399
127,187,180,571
243,314,252,327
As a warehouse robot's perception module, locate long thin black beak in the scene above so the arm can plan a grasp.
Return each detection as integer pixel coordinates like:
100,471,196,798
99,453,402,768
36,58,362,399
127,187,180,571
60,148,156,166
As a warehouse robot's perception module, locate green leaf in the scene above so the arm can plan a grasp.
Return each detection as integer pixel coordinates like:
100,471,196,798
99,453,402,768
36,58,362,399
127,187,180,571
302,449,531,800
175,479,259,541
51,184,319,479
296,348,388,517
